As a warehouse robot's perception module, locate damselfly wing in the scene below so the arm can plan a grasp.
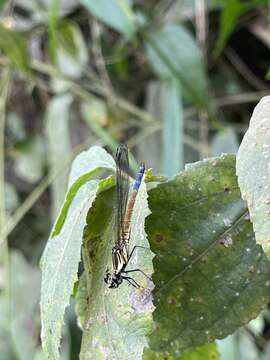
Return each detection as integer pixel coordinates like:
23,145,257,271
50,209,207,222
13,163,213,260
104,144,151,289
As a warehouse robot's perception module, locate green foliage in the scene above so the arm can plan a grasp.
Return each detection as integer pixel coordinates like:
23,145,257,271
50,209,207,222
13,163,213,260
145,24,209,111
214,0,248,57
3,0,270,359
237,96,270,257
214,0,268,56
40,146,115,360
0,24,31,76
40,146,270,359
144,342,219,360
41,179,99,359
179,343,219,360
146,154,270,357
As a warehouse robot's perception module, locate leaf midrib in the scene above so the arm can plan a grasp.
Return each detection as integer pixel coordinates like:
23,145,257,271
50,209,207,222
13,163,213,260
156,206,248,296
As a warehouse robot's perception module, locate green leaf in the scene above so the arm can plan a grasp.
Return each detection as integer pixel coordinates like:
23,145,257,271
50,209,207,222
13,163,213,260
45,94,73,220
144,342,219,359
57,20,77,58
146,154,270,357
162,80,183,176
213,0,246,57
0,24,32,76
79,182,154,360
145,24,208,111
179,343,219,360
236,96,270,257
80,0,136,38
52,146,115,236
41,180,99,360
40,146,115,360
213,0,265,56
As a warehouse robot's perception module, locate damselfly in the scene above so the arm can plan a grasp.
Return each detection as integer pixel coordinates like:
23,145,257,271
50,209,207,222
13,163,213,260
104,144,151,289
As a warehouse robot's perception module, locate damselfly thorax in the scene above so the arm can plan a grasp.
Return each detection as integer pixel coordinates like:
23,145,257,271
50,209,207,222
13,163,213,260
104,145,151,289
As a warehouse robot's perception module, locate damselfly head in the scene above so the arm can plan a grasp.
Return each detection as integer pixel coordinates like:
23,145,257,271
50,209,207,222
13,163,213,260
104,271,123,289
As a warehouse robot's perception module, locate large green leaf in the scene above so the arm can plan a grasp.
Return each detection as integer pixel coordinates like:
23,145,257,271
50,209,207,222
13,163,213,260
236,96,270,257
40,146,115,360
145,24,208,110
41,180,99,359
146,154,270,357
80,0,136,38
79,181,154,360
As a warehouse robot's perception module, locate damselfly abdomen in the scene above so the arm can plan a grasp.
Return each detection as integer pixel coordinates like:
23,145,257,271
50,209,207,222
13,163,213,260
104,144,151,289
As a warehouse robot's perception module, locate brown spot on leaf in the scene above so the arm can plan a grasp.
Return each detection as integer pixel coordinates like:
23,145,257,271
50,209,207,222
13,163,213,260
219,235,233,247
155,233,164,242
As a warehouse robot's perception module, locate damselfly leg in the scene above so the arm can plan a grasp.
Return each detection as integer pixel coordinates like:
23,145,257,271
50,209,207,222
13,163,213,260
123,245,152,284
122,276,141,288
123,268,152,282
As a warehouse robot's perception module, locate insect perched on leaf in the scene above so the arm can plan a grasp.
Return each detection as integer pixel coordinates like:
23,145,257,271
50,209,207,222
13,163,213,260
104,144,151,289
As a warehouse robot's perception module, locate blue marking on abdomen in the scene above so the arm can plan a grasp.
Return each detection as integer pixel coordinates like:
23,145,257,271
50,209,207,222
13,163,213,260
133,163,145,191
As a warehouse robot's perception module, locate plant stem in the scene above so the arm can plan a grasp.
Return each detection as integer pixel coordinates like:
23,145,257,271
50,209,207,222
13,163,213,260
31,59,155,123
0,67,10,318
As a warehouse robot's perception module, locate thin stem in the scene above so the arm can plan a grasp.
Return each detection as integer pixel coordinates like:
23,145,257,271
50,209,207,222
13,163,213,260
225,47,268,90
91,20,113,90
31,60,155,123
195,0,208,61
0,68,11,319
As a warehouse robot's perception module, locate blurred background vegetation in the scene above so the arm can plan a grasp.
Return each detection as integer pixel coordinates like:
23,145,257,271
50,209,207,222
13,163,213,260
1,0,270,359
